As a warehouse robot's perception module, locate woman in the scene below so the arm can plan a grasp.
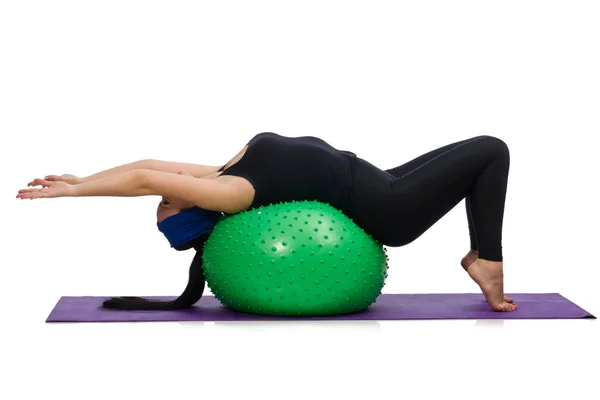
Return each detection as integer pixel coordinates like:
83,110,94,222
17,132,516,312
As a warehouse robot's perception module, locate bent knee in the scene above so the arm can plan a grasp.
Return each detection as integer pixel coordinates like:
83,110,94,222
476,135,510,158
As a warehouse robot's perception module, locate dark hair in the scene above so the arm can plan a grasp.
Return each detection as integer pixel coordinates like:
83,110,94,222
101,233,210,310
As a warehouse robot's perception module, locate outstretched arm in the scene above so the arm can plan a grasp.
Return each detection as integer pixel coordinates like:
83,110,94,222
30,159,222,186
19,169,250,214
78,159,222,182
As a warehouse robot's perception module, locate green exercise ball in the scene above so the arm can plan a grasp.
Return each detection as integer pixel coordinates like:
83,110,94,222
202,200,389,317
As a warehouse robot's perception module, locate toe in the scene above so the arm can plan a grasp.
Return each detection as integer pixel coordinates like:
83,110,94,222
495,301,517,312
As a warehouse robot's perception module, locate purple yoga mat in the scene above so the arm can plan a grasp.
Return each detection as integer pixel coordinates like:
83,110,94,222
46,293,595,322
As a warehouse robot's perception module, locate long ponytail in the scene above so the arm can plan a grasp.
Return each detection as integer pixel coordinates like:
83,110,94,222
102,234,209,310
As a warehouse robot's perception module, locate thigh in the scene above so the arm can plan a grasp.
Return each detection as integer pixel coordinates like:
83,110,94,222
386,136,505,241
385,136,486,178
349,136,504,246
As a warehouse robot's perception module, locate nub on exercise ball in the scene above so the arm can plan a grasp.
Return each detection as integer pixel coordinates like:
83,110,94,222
202,200,389,316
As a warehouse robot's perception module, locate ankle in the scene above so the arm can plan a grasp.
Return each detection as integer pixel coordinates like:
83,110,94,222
477,258,503,266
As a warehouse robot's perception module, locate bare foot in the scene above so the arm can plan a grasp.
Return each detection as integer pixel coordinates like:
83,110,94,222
466,258,517,312
461,250,513,304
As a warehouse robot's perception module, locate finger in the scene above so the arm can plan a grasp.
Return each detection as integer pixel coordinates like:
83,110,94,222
18,191,48,199
18,188,42,194
28,178,46,187
26,178,51,188
18,188,52,198
34,178,52,187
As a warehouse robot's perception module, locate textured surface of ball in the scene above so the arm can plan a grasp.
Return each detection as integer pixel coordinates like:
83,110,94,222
202,201,389,317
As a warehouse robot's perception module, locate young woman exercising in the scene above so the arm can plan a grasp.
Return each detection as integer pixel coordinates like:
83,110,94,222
17,132,516,312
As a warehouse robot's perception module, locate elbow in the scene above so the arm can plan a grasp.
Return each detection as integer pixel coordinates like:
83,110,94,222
136,159,158,170
221,190,252,214
135,169,155,194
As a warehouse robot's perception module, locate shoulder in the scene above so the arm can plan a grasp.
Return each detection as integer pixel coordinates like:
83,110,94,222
216,175,255,211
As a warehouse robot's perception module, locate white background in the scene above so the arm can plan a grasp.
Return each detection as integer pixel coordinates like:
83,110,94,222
1,1,598,399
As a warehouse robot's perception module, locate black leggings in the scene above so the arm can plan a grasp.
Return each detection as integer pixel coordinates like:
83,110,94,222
347,135,510,262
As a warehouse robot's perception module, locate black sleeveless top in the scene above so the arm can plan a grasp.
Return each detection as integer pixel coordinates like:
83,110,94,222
219,132,357,211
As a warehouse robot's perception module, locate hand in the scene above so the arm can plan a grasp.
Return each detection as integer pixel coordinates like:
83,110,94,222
17,179,74,200
27,174,81,186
